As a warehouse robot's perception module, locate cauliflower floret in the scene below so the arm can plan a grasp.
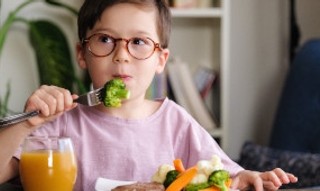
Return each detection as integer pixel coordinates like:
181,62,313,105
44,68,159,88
190,173,208,184
191,155,224,184
151,164,174,183
196,160,215,177
210,155,224,170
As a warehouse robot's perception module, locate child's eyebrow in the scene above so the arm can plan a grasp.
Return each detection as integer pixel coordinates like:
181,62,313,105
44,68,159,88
90,28,156,39
90,27,113,34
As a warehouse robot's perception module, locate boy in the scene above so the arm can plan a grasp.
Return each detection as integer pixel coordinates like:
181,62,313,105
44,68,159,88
0,0,297,191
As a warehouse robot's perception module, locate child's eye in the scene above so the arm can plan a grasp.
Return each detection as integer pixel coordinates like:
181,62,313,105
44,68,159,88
97,34,113,43
131,38,148,45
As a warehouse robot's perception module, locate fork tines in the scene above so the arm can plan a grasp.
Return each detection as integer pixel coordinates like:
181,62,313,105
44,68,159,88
74,87,104,106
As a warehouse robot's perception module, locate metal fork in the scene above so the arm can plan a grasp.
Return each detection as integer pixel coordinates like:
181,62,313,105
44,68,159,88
0,87,104,128
73,87,104,106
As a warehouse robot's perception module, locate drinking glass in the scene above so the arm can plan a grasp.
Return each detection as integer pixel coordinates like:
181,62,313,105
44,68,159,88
20,136,77,191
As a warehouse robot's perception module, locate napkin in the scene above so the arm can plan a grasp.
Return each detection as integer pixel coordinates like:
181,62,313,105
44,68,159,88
95,178,137,191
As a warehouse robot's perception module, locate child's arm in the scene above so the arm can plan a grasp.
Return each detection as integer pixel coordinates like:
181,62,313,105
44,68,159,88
0,85,77,184
0,127,25,184
231,168,298,191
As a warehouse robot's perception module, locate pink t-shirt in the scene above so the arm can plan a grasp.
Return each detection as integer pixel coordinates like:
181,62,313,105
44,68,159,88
15,98,243,191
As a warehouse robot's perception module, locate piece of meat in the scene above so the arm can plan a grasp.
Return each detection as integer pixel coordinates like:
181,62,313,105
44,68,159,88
111,182,165,191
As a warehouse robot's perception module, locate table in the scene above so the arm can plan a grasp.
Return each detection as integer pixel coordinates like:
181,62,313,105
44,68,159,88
244,189,317,191
280,190,316,191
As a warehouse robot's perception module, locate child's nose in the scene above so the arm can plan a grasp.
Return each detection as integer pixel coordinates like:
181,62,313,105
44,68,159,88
112,40,130,63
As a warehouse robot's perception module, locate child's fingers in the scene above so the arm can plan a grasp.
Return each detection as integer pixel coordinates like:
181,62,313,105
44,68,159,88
252,177,264,191
261,168,298,187
260,170,282,187
262,180,280,191
26,85,74,116
271,168,290,184
287,173,298,183
272,168,298,184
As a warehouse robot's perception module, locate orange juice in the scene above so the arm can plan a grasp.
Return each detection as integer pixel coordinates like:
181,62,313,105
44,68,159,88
20,149,77,191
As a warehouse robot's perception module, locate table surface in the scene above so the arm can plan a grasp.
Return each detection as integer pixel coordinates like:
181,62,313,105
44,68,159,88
244,189,317,191
244,190,317,191
280,190,316,191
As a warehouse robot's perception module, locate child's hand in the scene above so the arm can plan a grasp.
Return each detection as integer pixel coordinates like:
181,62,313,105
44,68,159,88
24,85,77,129
231,168,298,191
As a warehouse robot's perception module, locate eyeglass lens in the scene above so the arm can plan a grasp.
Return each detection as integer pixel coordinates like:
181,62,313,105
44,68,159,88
87,33,158,60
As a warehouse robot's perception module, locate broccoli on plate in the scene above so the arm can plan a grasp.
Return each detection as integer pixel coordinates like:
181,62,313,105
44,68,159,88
185,182,210,191
207,170,230,191
163,170,180,188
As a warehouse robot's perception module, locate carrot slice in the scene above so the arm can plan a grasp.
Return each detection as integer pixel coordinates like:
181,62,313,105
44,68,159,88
198,179,232,191
176,166,197,178
166,166,198,191
173,158,185,172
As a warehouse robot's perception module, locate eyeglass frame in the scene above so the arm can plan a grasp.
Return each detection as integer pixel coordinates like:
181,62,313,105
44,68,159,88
81,33,163,60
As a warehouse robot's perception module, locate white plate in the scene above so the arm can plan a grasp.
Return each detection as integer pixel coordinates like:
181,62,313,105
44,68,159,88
95,177,239,191
95,178,136,191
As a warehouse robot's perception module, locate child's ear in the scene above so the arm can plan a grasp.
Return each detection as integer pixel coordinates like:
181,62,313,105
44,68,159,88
76,42,87,69
155,48,170,74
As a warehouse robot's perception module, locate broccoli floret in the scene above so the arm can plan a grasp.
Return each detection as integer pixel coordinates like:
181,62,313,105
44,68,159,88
208,170,230,191
185,182,210,191
163,170,180,188
102,78,130,107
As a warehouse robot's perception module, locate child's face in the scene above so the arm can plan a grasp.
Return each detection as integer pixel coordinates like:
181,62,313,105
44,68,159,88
77,3,169,99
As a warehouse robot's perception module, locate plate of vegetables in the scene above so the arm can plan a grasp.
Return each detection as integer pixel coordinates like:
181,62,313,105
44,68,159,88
151,155,237,191
95,155,238,191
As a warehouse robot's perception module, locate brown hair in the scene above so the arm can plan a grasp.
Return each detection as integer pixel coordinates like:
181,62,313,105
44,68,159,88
77,0,171,48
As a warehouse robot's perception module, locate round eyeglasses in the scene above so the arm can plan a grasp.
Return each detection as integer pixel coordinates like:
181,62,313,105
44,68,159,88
81,33,163,60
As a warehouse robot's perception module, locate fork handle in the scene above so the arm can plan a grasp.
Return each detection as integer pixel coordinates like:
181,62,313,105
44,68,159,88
0,110,40,128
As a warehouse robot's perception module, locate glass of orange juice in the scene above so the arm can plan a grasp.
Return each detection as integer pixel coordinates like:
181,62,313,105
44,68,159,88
20,136,77,191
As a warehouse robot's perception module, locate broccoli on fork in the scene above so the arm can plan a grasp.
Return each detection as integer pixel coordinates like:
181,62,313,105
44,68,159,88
101,78,130,107
208,170,230,191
